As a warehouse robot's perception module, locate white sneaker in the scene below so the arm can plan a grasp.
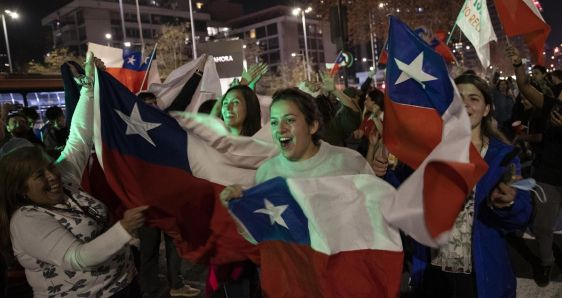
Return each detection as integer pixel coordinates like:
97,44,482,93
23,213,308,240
169,285,201,297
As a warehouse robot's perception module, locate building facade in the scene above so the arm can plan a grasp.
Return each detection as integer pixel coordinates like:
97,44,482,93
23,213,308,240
226,6,337,72
41,0,211,56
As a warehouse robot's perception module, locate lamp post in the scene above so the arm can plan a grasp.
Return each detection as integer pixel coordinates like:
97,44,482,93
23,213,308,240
2,10,18,73
188,0,197,59
293,6,312,81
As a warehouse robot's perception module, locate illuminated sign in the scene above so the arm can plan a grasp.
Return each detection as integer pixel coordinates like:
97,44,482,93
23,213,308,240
213,55,234,63
199,40,244,78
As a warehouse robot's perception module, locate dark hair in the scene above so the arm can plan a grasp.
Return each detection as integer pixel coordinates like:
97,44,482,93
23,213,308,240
197,99,217,114
461,69,477,76
45,106,64,122
6,112,27,124
137,92,157,103
219,85,261,136
0,146,52,257
367,88,385,111
495,79,509,96
551,69,562,81
454,74,509,144
532,65,547,74
271,88,323,145
21,107,39,123
315,94,338,126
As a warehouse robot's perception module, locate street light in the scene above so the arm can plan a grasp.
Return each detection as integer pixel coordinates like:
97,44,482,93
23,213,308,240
105,33,112,46
2,10,19,73
293,6,313,81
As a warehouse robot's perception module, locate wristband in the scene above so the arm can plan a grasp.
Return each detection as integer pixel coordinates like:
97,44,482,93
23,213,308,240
74,74,93,89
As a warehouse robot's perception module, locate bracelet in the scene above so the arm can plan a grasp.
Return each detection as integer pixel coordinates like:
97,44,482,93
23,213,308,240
513,61,523,67
74,74,93,89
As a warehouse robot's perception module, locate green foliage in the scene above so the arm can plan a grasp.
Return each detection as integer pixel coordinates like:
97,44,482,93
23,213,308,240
311,0,463,44
26,48,83,74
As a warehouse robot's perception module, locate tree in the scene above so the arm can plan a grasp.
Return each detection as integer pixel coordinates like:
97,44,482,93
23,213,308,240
154,24,191,78
311,0,463,44
26,48,83,74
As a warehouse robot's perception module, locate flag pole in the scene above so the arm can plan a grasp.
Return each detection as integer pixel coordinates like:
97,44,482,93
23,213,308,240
446,23,458,45
135,0,145,56
139,43,158,93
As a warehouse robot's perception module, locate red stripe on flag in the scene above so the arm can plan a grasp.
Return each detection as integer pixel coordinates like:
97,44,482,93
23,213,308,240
101,146,257,263
383,95,442,169
422,145,488,239
106,68,147,94
259,242,403,298
494,0,551,65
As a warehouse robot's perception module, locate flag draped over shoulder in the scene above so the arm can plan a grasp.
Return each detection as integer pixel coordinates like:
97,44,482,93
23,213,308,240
149,54,222,113
88,42,160,93
494,0,550,65
382,16,488,246
228,175,403,298
91,68,258,263
456,0,497,67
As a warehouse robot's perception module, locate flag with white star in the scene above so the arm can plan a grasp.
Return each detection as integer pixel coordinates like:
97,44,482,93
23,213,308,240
88,42,160,94
227,175,404,297
380,16,488,247
91,68,226,257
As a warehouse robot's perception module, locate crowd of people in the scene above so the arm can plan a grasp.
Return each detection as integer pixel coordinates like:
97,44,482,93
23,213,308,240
0,39,560,298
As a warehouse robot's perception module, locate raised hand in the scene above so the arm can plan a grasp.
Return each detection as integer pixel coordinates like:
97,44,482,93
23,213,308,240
241,63,268,86
506,45,522,66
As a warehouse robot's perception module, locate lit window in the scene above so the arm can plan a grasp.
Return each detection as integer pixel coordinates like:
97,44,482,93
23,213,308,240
249,29,256,39
196,2,204,9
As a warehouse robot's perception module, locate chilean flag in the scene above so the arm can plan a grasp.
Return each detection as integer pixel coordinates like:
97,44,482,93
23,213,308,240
88,42,160,93
494,0,551,65
328,51,345,76
381,16,488,246
229,175,403,298
91,68,256,262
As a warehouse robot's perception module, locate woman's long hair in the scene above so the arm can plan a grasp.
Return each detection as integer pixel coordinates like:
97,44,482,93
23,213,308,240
454,74,509,144
219,85,262,136
0,146,52,257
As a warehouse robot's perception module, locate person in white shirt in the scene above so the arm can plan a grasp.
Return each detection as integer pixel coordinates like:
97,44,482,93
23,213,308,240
0,53,148,298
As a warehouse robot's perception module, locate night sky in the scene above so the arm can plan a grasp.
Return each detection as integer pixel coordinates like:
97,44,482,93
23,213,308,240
3,0,561,70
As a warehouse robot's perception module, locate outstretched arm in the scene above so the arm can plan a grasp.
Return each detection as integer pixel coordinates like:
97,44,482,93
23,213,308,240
507,45,545,109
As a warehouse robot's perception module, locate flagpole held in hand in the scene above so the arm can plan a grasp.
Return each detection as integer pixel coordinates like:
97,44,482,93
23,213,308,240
139,43,158,93
446,23,458,45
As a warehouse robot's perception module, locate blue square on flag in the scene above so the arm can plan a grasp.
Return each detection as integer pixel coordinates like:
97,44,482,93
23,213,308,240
97,69,190,171
122,50,144,71
386,16,453,115
229,177,310,245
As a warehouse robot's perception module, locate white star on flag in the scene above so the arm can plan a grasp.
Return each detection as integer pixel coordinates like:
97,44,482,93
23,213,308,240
127,55,137,65
394,52,437,88
115,103,161,146
254,199,289,229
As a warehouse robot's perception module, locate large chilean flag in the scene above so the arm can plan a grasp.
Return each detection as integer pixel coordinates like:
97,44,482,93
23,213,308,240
91,68,257,262
228,175,403,298
382,16,488,246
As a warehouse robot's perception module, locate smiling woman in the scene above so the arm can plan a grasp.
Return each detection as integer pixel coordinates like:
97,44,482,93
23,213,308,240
219,85,261,136
0,53,147,298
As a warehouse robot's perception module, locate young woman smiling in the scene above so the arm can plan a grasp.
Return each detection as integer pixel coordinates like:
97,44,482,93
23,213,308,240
411,74,532,298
